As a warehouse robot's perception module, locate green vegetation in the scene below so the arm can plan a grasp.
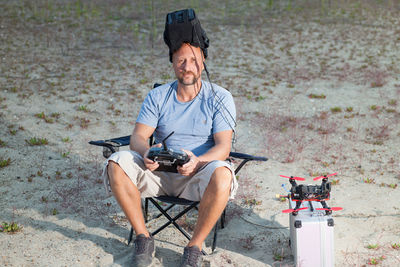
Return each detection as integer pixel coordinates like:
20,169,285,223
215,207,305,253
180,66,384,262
380,183,398,189
330,107,342,113
244,198,262,206
0,158,11,168
78,105,89,112
52,208,58,216
366,243,379,250
370,105,378,111
50,113,61,119
363,178,375,184
35,112,55,123
308,93,326,99
368,256,386,265
287,83,295,88
34,112,45,119
385,108,396,113
391,243,400,249
25,137,49,146
273,252,284,261
0,222,22,233
0,139,6,147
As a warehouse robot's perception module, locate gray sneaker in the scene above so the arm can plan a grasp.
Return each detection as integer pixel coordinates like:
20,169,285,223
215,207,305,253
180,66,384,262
133,234,155,267
180,246,203,267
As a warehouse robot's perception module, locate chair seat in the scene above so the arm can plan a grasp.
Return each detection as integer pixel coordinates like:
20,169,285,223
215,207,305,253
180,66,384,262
155,195,198,205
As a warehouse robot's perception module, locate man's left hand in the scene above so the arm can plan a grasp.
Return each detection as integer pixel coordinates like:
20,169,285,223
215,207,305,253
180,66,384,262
178,149,200,176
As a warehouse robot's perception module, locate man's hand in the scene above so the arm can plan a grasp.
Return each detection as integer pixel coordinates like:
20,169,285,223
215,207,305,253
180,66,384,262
178,149,201,176
143,143,162,171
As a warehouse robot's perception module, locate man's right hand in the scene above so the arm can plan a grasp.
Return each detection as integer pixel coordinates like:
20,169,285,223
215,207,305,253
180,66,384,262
143,143,162,171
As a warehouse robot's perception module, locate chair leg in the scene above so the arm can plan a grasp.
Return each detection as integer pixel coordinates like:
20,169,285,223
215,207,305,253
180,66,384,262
145,198,149,223
212,208,227,252
212,222,218,253
128,227,134,245
221,208,226,229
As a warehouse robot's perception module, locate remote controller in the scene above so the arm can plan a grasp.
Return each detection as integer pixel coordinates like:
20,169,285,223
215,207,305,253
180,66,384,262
147,131,190,172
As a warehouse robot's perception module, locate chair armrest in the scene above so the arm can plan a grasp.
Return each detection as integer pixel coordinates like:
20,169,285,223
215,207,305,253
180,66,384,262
89,135,131,158
229,152,268,162
89,135,131,147
229,152,268,175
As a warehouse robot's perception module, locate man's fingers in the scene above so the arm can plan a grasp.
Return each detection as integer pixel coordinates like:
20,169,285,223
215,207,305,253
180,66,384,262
178,162,196,176
144,157,159,171
181,149,193,157
144,157,154,164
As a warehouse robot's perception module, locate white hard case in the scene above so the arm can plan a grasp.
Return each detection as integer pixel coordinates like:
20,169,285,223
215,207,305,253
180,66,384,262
289,199,335,267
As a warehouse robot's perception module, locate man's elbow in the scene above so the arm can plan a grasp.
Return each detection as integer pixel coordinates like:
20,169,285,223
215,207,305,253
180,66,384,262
219,144,231,160
129,134,142,150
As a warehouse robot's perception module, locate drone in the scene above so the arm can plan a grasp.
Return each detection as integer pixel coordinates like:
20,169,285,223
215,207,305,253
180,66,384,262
278,173,342,216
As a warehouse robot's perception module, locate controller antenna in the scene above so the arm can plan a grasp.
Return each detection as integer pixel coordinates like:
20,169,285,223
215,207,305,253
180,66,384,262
162,131,175,151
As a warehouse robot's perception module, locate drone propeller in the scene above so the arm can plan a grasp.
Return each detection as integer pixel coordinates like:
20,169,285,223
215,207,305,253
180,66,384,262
313,172,338,181
280,175,306,181
316,207,343,211
282,207,308,213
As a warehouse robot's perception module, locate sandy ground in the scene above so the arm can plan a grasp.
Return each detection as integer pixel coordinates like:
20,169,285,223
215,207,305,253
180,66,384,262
1,1,400,266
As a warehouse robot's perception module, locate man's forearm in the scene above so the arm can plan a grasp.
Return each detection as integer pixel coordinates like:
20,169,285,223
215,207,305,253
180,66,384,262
130,134,150,157
197,143,230,166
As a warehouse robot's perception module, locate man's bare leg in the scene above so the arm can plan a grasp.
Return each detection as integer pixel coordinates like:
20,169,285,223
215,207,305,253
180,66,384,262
187,167,232,249
107,161,149,237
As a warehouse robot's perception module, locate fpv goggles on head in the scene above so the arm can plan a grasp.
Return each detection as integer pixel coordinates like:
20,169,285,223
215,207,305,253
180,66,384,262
163,8,209,62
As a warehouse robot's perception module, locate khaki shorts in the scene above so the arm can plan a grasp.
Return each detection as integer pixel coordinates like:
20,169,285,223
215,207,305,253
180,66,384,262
102,150,238,201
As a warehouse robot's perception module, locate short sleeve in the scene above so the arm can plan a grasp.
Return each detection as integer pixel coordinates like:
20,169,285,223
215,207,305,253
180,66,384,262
136,92,159,128
212,91,236,134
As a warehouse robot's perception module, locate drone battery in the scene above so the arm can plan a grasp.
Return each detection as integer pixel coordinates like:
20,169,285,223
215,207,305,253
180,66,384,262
289,199,335,267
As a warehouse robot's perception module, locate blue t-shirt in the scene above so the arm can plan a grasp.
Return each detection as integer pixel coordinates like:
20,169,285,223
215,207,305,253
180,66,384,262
136,81,236,156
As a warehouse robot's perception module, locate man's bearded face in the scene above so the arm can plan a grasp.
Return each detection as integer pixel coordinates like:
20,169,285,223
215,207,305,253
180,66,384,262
172,44,204,86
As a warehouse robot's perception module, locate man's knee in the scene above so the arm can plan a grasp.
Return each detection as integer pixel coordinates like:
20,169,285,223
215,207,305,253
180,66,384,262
210,166,232,192
107,160,126,186
107,160,118,175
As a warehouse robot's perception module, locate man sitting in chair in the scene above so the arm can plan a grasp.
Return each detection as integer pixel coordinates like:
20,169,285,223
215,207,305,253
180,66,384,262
104,9,236,267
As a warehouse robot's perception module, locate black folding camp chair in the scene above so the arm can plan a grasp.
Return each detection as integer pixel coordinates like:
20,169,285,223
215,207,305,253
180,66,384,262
89,135,267,254
89,83,267,254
